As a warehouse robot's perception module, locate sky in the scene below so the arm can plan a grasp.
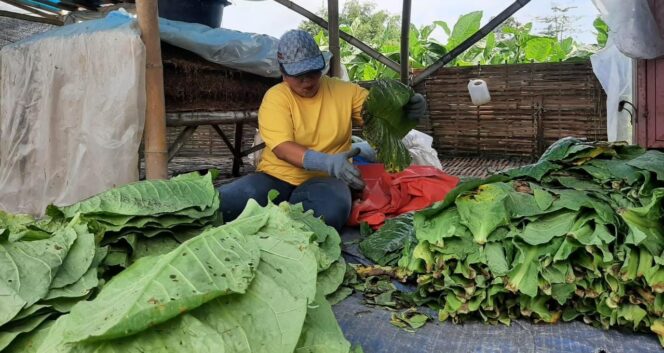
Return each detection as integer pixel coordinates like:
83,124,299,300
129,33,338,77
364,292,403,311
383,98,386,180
0,0,601,44
223,0,601,44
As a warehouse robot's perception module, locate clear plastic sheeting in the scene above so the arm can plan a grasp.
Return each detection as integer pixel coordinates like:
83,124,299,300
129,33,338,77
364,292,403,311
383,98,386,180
0,11,146,216
159,18,281,78
592,0,664,59
591,38,634,143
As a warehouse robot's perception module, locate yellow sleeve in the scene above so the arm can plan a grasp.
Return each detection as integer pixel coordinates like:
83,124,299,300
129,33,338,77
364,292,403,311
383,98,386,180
351,84,369,126
258,86,294,150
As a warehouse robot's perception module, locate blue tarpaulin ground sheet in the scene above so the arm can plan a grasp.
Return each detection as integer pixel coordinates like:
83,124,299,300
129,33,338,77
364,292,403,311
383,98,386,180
333,228,662,353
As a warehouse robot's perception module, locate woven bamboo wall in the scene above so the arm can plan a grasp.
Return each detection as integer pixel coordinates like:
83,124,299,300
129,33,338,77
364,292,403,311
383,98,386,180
422,61,607,158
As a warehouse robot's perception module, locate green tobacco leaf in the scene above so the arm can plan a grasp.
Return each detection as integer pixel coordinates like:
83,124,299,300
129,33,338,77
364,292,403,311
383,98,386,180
317,259,347,297
627,150,664,181
533,187,554,210
4,320,53,353
520,211,577,245
360,214,415,266
44,246,107,300
36,310,228,353
593,17,608,46
362,80,415,172
524,37,555,62
416,174,509,219
0,280,26,329
33,200,321,353
60,215,265,343
485,243,509,276
390,309,429,330
416,207,471,245
505,187,555,217
0,314,52,351
551,284,576,305
50,219,96,289
456,183,511,244
538,137,584,162
507,239,562,297
448,11,482,49
52,172,218,219
0,222,77,314
503,161,560,181
619,189,664,256
555,176,603,191
507,244,540,297
295,293,352,353
283,203,341,272
579,159,640,185
129,235,181,262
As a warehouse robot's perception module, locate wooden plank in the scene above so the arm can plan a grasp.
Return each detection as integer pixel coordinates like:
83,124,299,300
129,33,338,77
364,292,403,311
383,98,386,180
168,126,197,161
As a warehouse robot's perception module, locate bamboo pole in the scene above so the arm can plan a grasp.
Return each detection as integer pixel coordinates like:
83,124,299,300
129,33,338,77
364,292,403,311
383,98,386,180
136,0,168,179
328,0,341,77
273,0,400,73
400,0,411,84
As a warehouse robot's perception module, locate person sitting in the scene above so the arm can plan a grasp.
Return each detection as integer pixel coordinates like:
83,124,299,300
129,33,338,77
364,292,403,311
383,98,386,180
218,29,426,231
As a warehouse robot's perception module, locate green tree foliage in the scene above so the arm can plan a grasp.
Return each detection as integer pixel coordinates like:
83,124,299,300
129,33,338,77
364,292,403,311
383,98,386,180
536,4,581,42
302,1,607,81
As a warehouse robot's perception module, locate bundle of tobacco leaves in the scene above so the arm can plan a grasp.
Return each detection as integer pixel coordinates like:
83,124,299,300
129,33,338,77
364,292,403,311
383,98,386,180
360,138,664,345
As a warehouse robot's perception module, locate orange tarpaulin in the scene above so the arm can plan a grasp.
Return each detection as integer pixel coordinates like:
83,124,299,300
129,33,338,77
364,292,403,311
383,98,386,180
349,164,460,229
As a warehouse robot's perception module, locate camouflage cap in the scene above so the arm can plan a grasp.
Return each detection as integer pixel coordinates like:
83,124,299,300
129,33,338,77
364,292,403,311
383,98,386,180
277,29,325,76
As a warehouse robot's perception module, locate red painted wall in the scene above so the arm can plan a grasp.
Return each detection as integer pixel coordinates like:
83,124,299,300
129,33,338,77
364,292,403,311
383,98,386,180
636,0,664,148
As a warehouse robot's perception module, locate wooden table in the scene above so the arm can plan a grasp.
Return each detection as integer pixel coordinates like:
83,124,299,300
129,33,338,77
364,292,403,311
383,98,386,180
166,111,265,176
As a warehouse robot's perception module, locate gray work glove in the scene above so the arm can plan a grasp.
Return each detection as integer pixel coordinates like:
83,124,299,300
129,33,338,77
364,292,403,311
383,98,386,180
351,141,377,162
405,93,426,122
303,148,365,190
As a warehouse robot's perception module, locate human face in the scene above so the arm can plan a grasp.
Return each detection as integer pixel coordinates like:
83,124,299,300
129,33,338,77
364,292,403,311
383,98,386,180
282,70,322,98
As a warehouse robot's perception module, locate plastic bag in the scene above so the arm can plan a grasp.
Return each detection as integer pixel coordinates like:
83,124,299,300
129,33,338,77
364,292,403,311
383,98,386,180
592,0,664,59
402,130,443,169
0,12,145,216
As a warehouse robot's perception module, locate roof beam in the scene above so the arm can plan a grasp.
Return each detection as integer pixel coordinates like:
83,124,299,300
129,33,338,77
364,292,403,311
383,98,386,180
0,9,62,25
328,0,341,77
413,0,531,85
400,0,411,84
0,0,59,18
273,0,401,74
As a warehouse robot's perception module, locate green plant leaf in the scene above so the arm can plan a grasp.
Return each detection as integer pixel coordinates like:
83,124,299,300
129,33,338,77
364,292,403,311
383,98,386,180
524,37,555,62
60,215,264,343
295,293,352,353
362,80,415,172
448,11,482,49
456,183,511,244
520,211,577,245
359,214,415,266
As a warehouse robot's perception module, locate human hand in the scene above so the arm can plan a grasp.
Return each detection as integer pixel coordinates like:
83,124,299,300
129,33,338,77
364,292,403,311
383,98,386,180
303,148,365,190
405,93,426,122
351,141,377,162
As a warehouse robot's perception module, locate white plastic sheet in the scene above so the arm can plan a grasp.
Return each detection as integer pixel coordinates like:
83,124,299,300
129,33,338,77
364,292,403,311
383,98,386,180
591,38,634,143
0,11,146,216
592,0,664,59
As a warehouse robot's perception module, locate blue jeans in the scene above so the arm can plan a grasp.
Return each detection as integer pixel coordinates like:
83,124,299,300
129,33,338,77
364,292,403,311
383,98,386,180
217,172,352,231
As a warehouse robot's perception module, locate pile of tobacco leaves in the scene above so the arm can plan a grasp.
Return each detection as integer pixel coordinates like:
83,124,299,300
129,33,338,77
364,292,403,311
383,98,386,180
358,138,664,344
0,172,358,353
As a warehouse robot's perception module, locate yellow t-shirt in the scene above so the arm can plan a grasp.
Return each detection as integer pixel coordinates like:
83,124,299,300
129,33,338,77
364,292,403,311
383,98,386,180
257,76,368,185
